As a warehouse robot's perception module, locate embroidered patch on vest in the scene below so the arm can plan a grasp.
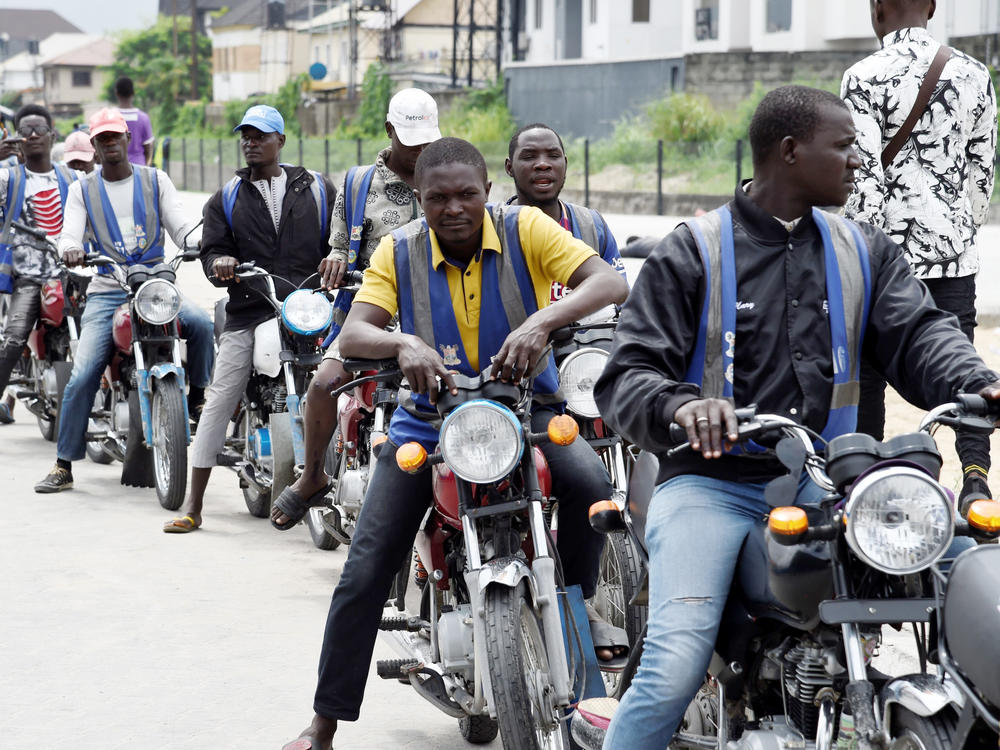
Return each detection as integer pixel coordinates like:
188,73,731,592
439,344,461,366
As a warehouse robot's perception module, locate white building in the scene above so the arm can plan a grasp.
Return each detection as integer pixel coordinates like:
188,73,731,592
0,32,104,102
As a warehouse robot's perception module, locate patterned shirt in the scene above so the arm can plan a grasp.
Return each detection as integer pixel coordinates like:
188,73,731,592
841,27,997,279
0,167,67,282
328,147,421,269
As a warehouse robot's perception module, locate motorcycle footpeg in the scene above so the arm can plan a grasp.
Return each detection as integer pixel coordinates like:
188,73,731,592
378,614,423,632
376,658,421,680
215,451,241,467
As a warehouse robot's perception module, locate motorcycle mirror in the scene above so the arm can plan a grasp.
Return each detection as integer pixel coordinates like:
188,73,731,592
764,474,799,508
775,436,806,474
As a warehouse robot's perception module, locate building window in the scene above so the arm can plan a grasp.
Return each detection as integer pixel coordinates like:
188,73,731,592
535,0,542,29
71,69,91,87
766,0,792,32
632,0,649,23
695,0,719,40
590,0,597,24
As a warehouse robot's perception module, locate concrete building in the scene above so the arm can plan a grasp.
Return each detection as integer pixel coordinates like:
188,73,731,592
41,37,115,118
0,9,81,63
0,33,104,105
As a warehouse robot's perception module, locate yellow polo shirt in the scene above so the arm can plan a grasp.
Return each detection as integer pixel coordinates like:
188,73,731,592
354,205,597,370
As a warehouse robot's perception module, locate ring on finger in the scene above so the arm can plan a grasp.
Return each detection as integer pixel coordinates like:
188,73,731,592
696,417,710,426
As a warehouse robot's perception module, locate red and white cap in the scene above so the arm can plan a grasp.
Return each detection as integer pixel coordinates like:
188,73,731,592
386,88,441,147
88,108,129,138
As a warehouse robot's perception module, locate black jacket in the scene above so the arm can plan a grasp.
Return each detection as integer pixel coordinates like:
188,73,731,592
200,165,336,331
595,186,998,484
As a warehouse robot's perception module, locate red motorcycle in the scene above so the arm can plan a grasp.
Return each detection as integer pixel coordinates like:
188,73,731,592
7,220,89,441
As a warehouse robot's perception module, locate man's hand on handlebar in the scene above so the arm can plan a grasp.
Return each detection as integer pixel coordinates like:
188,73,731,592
212,255,239,282
490,317,549,383
319,254,348,290
673,398,740,459
62,248,86,267
396,333,457,406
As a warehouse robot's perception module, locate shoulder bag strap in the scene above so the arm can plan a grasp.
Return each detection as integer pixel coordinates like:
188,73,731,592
881,44,952,170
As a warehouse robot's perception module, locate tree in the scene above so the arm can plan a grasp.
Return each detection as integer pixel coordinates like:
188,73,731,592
104,15,212,132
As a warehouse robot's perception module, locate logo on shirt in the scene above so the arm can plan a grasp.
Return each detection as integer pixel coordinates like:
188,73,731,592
439,344,461,366
736,300,755,311
350,225,362,242
134,224,146,244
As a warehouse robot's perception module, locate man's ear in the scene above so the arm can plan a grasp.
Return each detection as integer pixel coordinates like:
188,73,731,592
385,121,393,140
277,133,286,149
485,180,492,197
779,135,797,165
927,0,936,21
504,157,513,178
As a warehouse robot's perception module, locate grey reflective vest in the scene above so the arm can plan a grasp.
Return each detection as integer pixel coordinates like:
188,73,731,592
80,165,164,269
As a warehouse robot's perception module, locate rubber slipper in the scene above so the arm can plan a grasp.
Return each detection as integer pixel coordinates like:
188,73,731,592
0,403,13,424
281,736,327,750
586,603,630,671
271,482,334,531
163,515,201,533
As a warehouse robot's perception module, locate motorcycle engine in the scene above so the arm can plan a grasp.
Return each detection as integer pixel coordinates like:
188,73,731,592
437,604,474,680
778,642,840,739
335,467,368,513
41,366,59,400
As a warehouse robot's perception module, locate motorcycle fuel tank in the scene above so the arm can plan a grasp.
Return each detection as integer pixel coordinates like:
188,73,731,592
112,305,132,353
39,278,65,327
253,318,282,378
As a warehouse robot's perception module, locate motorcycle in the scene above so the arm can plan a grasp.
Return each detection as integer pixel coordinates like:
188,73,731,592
552,313,644,691
6,220,88,441
85,245,201,510
337,355,594,748
574,396,1000,750
306,343,400,550
216,263,348,518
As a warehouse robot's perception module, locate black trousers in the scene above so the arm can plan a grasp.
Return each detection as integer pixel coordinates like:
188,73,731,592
312,409,613,720
858,274,989,475
0,279,41,395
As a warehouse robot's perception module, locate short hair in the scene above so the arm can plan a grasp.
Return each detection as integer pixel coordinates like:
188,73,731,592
115,76,135,99
507,123,566,160
414,137,488,187
14,103,52,128
748,85,847,166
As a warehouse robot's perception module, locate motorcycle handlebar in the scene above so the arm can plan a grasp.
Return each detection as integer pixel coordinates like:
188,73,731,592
342,357,400,374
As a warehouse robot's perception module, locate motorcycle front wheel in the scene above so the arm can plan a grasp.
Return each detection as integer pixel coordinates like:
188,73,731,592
484,582,567,750
889,708,956,750
152,381,188,510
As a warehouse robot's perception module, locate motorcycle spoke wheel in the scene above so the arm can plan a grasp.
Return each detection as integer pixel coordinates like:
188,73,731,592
484,582,567,750
152,383,188,511
594,530,646,695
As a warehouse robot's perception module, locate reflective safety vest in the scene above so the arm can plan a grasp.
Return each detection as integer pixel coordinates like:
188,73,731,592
221,167,328,234
80,165,165,273
0,163,78,293
683,205,872,444
387,203,563,448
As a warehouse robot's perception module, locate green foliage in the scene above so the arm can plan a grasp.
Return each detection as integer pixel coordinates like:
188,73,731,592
439,80,515,143
355,62,393,137
105,14,212,132
646,92,724,143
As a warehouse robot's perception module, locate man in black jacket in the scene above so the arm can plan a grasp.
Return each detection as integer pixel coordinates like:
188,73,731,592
162,105,335,532
583,86,1000,749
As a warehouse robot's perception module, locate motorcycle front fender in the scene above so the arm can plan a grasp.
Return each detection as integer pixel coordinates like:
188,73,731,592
477,556,535,596
138,364,191,445
881,674,965,730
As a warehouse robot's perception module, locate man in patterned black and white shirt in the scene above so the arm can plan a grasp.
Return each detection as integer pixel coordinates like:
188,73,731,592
842,0,997,509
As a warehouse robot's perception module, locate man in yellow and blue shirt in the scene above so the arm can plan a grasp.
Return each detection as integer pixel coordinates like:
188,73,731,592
279,137,629,750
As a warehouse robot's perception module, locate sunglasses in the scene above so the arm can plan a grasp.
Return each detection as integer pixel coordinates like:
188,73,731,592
17,123,51,137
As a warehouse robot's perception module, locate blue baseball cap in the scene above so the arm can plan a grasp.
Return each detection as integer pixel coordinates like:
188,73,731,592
234,105,284,135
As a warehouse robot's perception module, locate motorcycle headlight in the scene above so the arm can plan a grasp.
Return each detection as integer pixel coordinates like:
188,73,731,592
281,289,333,336
845,466,954,575
559,347,608,419
440,400,524,484
134,278,181,325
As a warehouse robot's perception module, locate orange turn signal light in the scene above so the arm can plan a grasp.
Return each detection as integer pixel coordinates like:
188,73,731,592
769,506,809,536
547,414,579,446
395,441,428,474
966,500,1000,534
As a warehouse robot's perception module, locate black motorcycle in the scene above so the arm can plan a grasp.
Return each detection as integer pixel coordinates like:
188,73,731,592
574,396,1000,750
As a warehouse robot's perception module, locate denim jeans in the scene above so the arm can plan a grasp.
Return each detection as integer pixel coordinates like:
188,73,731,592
312,409,613,720
0,279,41,394
603,474,826,750
55,290,214,462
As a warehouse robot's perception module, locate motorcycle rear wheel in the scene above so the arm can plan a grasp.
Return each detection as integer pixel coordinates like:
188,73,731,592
307,507,341,550
152,381,188,511
889,708,955,750
484,582,567,750
594,530,646,695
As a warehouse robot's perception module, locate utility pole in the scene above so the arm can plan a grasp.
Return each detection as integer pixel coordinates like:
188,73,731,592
190,0,198,99
172,0,178,56
451,0,459,87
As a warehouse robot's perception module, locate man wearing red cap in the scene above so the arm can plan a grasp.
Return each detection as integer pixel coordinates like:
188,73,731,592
33,107,214,493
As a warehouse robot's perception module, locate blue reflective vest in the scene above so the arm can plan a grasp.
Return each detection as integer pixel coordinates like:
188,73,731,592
80,165,165,273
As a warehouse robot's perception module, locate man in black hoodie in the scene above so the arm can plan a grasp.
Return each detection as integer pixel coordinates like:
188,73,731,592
162,105,335,533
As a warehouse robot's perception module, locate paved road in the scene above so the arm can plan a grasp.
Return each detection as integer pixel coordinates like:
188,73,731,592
1,191,934,749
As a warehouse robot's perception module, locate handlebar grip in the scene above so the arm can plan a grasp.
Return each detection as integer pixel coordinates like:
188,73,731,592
343,358,399,374
669,422,688,444
342,270,365,285
956,393,992,416
234,262,256,273
84,253,111,266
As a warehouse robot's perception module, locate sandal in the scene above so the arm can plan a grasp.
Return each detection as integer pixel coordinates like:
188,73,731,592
586,602,630,671
271,482,334,531
163,515,201,533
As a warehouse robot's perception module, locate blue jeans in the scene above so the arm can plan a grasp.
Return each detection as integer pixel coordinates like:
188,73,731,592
55,290,213,462
604,474,826,750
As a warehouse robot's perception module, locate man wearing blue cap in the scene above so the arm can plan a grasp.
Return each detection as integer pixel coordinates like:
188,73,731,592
162,104,336,532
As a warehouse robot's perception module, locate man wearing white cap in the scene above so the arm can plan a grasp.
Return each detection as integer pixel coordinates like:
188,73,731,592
269,87,441,528
61,131,96,174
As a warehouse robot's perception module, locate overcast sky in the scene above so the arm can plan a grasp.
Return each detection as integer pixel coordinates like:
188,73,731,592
2,0,160,36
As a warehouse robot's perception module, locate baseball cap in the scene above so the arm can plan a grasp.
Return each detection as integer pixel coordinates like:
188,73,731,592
386,88,441,147
234,104,284,135
63,130,96,163
89,108,129,138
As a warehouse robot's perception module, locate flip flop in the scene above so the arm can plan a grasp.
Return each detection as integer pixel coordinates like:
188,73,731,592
163,515,201,534
271,482,334,531
0,403,13,424
281,736,326,750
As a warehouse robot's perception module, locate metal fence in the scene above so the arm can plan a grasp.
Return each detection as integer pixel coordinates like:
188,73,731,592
161,135,751,214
